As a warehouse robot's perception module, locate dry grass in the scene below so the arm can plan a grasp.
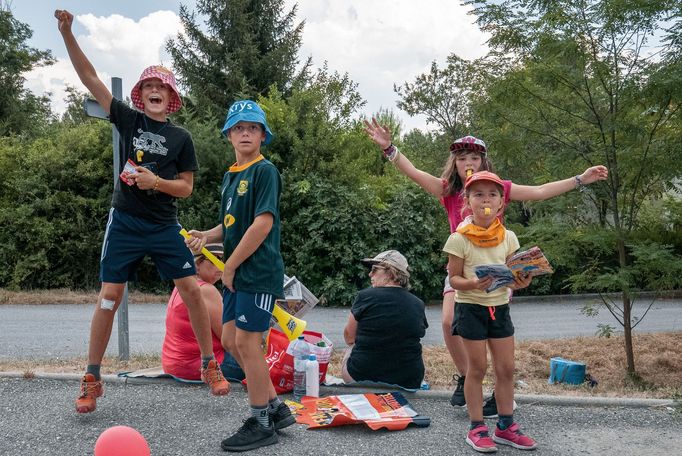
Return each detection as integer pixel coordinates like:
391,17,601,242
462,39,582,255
0,288,164,305
0,354,162,376
326,332,682,399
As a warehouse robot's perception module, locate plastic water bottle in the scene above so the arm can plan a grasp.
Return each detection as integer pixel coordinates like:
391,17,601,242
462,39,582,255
305,354,320,398
289,336,308,402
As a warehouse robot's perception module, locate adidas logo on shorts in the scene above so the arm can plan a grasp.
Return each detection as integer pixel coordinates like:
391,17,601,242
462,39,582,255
237,315,248,323
182,262,192,269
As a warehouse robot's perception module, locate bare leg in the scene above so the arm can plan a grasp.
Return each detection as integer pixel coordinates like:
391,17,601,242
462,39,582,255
223,322,277,401
462,338,488,422
488,336,515,416
442,292,467,375
87,282,126,365
235,328,276,404
174,275,214,357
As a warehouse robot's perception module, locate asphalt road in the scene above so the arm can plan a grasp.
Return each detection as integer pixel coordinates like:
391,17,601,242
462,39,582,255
0,377,679,456
0,297,680,360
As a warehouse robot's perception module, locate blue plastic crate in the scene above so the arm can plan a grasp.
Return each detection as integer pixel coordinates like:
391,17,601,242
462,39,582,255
548,357,586,385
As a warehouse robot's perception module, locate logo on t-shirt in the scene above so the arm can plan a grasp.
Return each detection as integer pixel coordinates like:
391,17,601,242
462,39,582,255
237,180,249,196
224,214,235,228
134,129,168,156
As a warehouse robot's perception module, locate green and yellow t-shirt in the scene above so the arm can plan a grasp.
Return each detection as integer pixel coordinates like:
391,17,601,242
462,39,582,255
219,155,284,298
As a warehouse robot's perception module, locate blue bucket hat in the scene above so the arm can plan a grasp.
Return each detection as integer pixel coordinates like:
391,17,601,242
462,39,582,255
221,100,274,145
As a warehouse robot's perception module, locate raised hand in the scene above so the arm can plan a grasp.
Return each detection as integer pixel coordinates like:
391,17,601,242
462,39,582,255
54,9,74,34
363,117,392,150
579,165,609,185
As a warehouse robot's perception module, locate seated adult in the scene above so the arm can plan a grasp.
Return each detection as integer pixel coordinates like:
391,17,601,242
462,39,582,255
162,243,244,381
341,250,428,389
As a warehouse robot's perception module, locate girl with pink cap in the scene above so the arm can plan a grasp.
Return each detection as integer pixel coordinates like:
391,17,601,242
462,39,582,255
364,118,608,415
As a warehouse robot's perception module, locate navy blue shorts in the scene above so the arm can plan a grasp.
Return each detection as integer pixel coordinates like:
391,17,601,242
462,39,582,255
100,208,196,283
453,302,514,340
222,289,274,333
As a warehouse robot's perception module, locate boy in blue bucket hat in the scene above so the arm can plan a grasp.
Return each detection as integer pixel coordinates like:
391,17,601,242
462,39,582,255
185,100,293,451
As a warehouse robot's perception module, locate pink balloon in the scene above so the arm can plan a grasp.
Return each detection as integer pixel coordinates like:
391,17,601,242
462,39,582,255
94,426,150,456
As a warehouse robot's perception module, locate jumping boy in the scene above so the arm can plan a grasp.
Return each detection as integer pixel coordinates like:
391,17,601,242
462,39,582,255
185,100,294,451
55,9,229,413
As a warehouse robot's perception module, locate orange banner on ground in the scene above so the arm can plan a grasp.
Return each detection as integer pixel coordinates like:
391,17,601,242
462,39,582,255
290,392,430,431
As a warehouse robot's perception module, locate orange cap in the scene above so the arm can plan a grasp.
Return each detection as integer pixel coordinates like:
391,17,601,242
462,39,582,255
464,171,504,189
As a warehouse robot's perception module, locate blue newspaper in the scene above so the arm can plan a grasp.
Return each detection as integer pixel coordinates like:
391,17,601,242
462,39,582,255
474,246,553,293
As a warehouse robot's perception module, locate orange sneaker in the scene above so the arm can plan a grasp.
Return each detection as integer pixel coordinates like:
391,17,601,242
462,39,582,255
75,373,103,413
201,359,230,396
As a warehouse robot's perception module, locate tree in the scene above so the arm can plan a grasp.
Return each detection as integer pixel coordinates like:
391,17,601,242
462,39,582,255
0,4,54,137
395,54,487,140
467,0,682,374
166,0,307,121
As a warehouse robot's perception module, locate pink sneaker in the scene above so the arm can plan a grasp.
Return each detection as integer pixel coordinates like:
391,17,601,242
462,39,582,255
493,422,537,450
466,425,498,453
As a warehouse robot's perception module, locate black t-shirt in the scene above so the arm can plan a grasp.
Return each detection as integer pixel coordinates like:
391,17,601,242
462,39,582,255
109,98,198,224
347,287,428,389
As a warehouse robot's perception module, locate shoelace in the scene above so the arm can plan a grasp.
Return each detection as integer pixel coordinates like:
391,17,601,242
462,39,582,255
203,364,225,384
79,380,100,398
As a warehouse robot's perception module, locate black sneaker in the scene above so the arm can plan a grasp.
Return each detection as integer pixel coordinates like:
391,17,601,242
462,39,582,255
220,417,278,452
270,402,296,430
482,392,498,418
450,374,466,407
482,392,517,418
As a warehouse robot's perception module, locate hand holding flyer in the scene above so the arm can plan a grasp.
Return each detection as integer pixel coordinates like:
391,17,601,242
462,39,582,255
474,246,553,293
119,159,137,186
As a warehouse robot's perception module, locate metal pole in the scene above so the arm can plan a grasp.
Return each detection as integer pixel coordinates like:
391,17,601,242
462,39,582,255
109,77,130,361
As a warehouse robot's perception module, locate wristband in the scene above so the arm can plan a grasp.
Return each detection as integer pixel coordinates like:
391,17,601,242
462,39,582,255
383,144,399,162
575,175,585,192
153,175,160,191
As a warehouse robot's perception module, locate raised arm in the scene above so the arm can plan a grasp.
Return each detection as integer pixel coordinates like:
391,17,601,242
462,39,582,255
363,118,443,197
55,10,113,115
509,165,608,201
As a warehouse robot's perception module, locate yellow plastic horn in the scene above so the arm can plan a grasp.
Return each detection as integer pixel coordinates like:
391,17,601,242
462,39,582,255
179,229,306,340
466,169,473,178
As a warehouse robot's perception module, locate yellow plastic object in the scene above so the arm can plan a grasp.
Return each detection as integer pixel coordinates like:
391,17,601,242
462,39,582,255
466,169,473,178
484,208,491,215
179,228,306,340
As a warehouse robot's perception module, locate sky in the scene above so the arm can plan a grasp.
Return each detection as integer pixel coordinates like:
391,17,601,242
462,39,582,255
13,0,489,132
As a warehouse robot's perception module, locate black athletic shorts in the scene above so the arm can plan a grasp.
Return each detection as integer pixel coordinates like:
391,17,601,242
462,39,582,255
452,302,514,340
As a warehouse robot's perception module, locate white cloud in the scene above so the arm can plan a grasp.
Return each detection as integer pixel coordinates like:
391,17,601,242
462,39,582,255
26,3,489,132
289,0,489,131
25,11,182,116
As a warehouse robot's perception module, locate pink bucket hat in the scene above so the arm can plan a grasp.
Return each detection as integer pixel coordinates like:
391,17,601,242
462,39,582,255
130,65,182,114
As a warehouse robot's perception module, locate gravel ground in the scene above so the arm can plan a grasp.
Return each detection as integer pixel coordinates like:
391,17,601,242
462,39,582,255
0,376,679,456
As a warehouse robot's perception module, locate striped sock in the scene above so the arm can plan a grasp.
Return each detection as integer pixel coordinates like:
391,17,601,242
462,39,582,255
251,405,270,428
268,396,282,412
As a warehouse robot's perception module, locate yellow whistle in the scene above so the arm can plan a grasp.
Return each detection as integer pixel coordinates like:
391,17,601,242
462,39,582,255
484,208,491,215
136,150,144,162
466,169,473,178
